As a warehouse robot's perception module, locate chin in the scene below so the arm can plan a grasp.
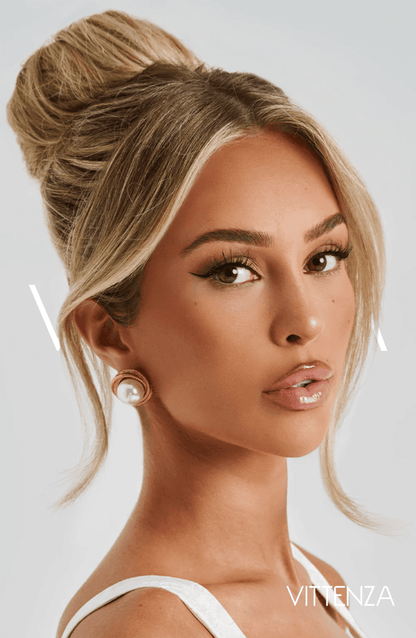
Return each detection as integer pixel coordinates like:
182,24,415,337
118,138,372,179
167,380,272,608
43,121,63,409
279,436,325,459
260,403,333,458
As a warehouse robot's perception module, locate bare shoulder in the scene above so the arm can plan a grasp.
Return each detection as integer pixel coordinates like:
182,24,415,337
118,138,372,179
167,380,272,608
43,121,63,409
293,542,349,607
58,587,212,638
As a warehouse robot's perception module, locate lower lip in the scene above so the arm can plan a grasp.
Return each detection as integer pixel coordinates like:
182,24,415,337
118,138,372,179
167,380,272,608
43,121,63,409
263,379,331,411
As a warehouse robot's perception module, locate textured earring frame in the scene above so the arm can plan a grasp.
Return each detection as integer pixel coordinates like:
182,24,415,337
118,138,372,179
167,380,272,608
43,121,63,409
110,369,152,406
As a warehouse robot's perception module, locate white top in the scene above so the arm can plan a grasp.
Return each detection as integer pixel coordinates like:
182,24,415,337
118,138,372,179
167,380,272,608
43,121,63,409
60,542,368,638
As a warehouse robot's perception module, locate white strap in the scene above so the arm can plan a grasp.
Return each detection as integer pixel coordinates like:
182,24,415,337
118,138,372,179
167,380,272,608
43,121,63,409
61,542,368,638
61,574,246,638
291,544,368,638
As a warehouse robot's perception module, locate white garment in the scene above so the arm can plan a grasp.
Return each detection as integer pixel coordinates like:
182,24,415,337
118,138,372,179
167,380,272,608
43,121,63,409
60,542,367,638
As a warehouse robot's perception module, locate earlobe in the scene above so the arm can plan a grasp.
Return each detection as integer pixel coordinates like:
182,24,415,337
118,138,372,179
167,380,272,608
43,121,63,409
72,299,129,368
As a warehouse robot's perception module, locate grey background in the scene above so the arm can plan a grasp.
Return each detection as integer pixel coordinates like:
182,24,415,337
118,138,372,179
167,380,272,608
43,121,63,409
1,1,415,637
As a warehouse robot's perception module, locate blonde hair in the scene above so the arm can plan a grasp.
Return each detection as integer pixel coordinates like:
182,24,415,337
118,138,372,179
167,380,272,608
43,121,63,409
7,10,386,529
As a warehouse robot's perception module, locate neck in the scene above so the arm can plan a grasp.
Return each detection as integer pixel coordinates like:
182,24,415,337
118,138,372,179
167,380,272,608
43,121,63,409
116,403,301,587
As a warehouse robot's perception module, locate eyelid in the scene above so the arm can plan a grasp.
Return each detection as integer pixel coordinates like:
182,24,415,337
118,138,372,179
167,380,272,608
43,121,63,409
194,249,260,278
306,240,351,257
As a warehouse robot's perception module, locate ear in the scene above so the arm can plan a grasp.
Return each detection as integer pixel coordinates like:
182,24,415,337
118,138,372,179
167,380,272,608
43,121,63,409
72,299,131,370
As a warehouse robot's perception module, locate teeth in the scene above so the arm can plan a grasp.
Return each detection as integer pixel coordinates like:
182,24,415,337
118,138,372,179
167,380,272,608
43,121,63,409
292,379,314,388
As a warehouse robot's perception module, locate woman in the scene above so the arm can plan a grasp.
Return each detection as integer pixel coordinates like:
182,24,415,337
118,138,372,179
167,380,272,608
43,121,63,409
7,9,386,638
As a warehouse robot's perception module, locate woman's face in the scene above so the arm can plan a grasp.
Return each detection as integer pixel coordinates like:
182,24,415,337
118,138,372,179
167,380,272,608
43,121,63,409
126,131,355,457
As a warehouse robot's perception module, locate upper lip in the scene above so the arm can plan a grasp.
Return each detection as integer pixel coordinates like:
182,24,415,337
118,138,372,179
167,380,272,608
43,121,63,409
264,360,333,392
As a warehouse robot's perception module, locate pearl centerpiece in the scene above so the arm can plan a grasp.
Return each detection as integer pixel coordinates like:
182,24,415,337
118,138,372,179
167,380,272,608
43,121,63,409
111,369,152,407
117,378,145,405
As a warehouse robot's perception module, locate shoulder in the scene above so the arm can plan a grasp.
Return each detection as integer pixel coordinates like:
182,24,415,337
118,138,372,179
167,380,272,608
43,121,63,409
57,586,212,638
292,543,349,608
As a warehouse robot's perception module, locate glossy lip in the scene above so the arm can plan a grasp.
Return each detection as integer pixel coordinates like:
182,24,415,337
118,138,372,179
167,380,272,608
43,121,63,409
264,379,332,411
263,360,333,412
264,360,333,392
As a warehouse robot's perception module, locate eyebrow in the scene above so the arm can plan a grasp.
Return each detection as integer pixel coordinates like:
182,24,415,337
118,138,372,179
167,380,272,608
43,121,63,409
181,212,346,256
304,212,346,242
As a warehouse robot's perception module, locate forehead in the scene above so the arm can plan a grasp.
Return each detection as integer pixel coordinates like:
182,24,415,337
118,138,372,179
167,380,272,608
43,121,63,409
165,130,340,247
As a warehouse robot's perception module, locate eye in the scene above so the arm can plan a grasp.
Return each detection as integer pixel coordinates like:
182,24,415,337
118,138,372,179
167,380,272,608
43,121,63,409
307,253,338,273
305,245,352,274
211,263,257,284
190,252,260,286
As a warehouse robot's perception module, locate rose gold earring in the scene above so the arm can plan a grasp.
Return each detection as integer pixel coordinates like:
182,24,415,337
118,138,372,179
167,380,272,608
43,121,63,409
111,369,152,407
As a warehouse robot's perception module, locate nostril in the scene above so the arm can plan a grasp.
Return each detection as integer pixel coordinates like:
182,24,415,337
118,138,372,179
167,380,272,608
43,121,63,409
287,334,300,343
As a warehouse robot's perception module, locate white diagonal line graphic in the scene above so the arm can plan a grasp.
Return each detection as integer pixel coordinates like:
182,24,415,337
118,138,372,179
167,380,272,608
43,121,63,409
371,319,387,352
376,328,387,352
29,284,60,351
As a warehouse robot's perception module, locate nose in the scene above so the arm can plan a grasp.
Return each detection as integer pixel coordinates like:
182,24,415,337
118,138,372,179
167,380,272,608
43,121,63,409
269,273,324,347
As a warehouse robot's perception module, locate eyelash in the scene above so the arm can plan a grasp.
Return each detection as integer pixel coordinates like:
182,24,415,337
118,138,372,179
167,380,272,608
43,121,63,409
192,243,353,286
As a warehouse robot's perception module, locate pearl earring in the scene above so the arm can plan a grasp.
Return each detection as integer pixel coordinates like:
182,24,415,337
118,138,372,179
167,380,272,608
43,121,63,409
111,369,152,407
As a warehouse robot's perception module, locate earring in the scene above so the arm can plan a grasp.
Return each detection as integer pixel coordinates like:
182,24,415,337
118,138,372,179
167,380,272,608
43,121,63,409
111,369,152,407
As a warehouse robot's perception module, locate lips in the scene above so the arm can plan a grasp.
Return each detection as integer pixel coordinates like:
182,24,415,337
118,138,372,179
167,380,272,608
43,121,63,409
263,361,333,411
266,361,333,391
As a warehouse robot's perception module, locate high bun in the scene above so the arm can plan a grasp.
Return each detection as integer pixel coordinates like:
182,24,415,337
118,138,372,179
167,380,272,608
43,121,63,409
7,10,200,181
7,10,385,532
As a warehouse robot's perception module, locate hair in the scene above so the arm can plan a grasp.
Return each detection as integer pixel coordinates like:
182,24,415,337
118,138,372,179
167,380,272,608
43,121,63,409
7,10,388,530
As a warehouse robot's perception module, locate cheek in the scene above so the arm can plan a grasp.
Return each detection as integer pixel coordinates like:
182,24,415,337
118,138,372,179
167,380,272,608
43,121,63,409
328,273,356,353
142,290,259,380
134,283,265,423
